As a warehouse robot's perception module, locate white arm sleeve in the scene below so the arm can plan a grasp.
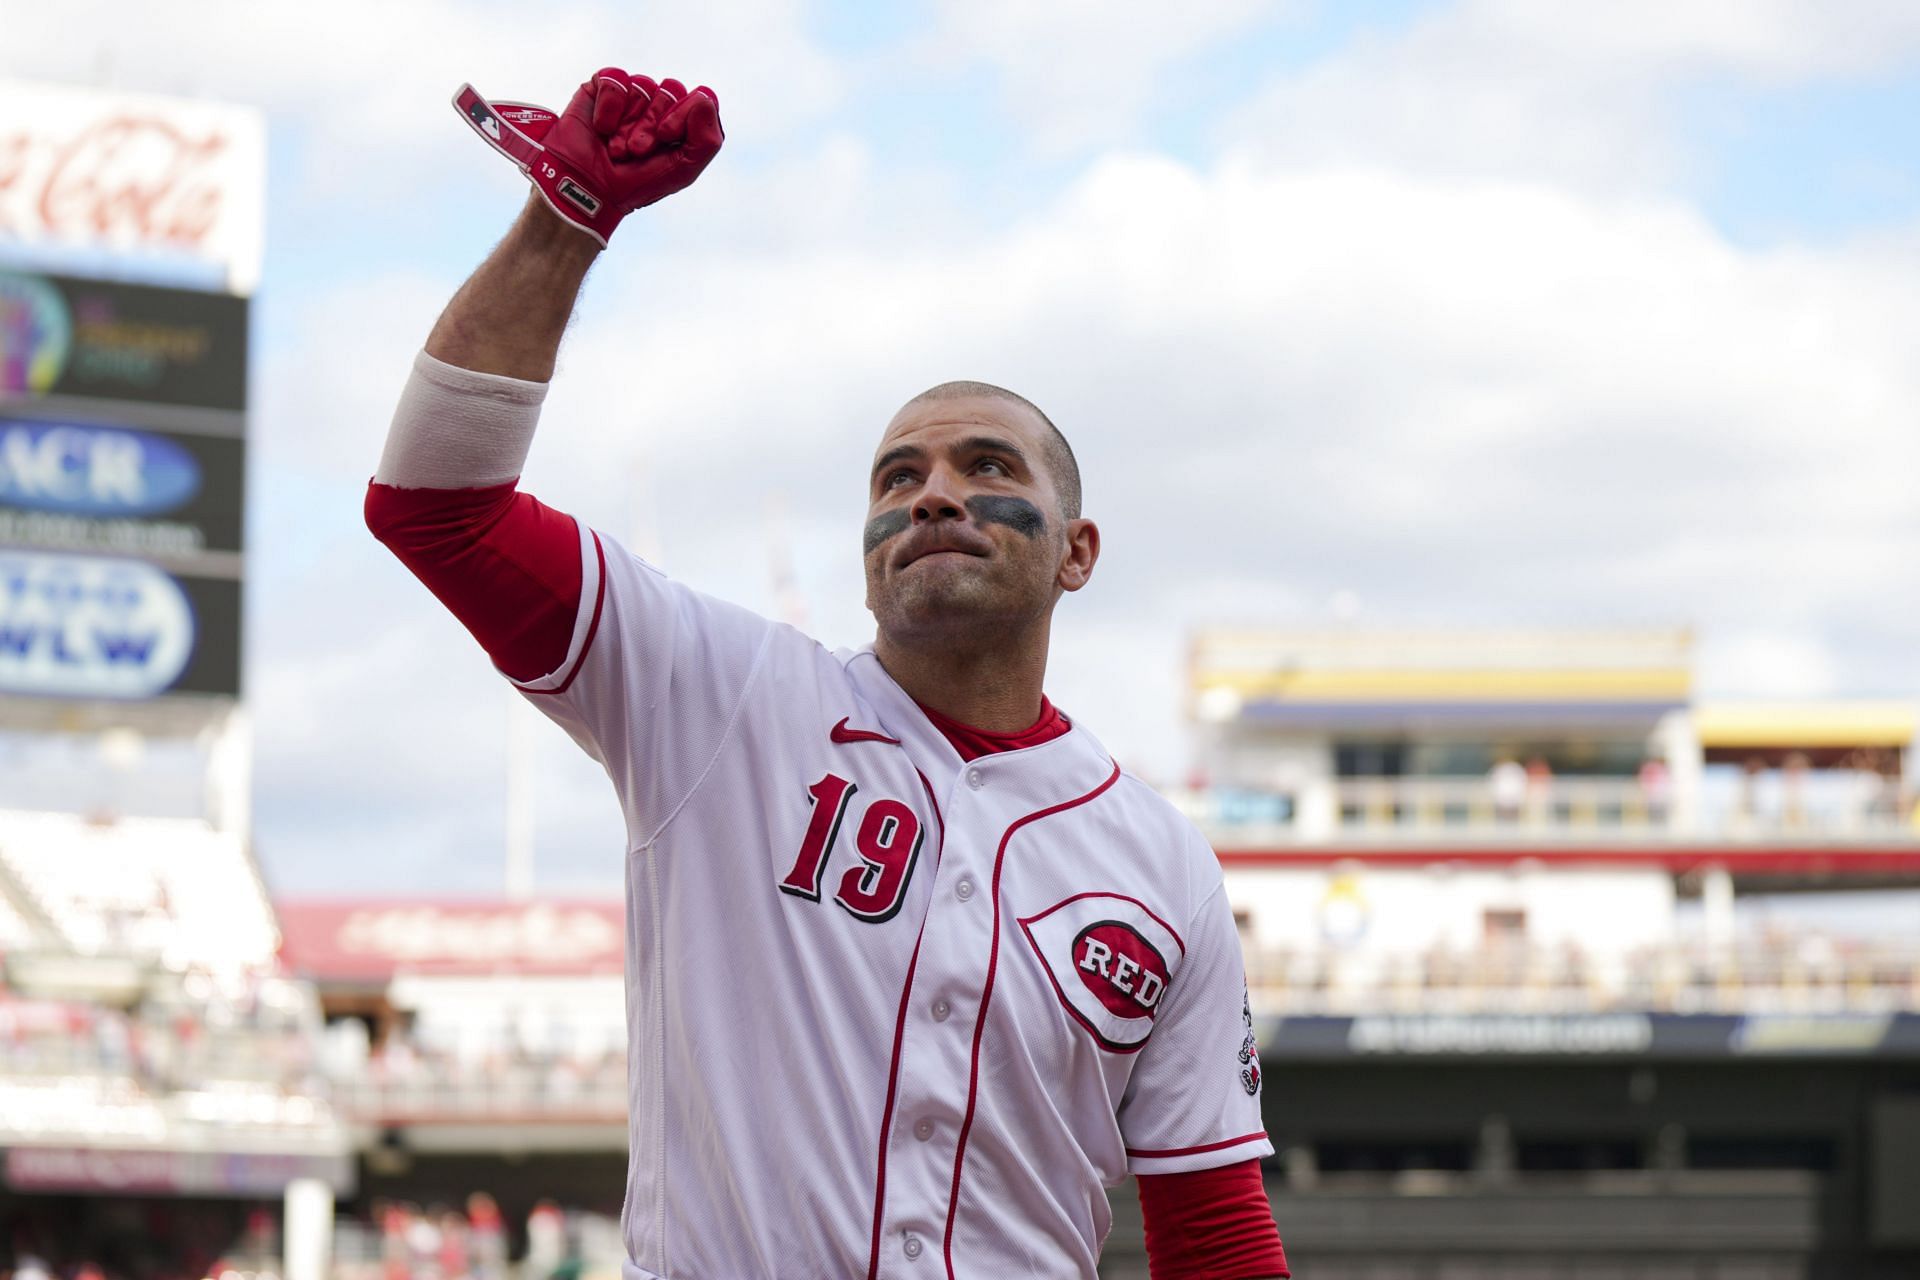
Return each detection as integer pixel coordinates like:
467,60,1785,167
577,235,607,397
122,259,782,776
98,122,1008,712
375,350,547,489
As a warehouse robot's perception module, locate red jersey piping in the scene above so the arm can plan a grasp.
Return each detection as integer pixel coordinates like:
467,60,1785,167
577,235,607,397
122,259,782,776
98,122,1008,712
1125,1132,1270,1159
518,530,607,697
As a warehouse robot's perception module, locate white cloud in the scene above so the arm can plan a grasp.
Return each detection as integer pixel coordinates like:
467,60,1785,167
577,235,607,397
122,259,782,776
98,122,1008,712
1222,0,1920,193
912,0,1299,156
0,0,843,204
1470,0,1920,80
1696,630,1841,700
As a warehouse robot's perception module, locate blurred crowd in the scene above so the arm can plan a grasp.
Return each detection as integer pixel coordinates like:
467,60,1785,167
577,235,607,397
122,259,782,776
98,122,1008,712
0,968,317,1094
340,1197,624,1280
0,1196,623,1280
339,1040,625,1120
1246,926,1920,1016
1,1201,271,1280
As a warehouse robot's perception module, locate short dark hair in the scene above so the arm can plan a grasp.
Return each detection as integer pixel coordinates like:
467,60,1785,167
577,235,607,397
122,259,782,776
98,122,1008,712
905,380,1082,521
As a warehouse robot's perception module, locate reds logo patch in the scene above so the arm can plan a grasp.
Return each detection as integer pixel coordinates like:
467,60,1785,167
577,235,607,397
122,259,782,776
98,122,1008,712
1074,922,1170,1015
1018,893,1184,1053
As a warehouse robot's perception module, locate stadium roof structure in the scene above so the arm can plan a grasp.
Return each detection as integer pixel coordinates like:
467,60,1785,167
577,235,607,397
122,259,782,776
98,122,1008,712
1189,627,1694,729
1180,626,1920,886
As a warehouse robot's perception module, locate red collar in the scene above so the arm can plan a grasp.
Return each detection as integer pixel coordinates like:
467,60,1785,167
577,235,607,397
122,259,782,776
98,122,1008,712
914,695,1071,762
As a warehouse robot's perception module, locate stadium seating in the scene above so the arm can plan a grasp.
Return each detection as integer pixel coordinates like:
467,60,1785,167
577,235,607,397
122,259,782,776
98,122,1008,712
0,809,278,970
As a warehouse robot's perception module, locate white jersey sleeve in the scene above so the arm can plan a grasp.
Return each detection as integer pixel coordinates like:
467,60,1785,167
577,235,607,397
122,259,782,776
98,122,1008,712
510,523,779,844
1115,862,1275,1176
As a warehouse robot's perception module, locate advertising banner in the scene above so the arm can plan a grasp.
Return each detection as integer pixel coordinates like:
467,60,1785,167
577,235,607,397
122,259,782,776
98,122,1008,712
0,414,245,558
0,270,248,413
276,900,628,980
6,1147,353,1197
0,80,266,294
0,550,240,698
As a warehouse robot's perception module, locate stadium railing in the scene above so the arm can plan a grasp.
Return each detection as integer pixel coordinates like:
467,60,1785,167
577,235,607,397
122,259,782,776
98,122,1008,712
1244,937,1920,1015
1175,774,1915,843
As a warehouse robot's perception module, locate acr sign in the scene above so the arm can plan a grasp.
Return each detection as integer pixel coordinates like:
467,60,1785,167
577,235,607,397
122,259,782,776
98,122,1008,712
0,419,199,515
0,79,266,294
0,549,240,699
0,415,244,558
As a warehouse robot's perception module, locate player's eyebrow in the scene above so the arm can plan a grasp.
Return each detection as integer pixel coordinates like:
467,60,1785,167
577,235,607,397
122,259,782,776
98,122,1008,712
871,434,1032,486
872,443,926,481
955,435,1030,467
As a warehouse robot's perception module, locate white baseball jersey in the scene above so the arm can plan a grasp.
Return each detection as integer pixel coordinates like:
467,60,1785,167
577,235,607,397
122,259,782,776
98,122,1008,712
513,522,1272,1279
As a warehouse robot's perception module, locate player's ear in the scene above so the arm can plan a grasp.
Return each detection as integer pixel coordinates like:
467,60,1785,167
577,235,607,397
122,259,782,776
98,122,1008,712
1057,517,1099,593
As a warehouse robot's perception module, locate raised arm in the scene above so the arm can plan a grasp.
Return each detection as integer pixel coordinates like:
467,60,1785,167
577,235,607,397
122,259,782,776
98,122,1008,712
425,68,723,379
367,68,724,683
424,195,600,382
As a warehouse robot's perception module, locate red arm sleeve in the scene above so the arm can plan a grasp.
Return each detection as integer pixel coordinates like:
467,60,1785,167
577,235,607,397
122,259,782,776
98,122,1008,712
364,479,583,683
1136,1158,1289,1279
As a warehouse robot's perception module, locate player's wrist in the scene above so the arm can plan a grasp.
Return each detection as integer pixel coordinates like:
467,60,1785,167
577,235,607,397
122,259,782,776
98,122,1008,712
517,193,606,260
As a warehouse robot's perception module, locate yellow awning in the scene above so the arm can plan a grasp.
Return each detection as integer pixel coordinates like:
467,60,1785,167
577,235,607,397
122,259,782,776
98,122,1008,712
1694,703,1917,750
1192,667,1691,703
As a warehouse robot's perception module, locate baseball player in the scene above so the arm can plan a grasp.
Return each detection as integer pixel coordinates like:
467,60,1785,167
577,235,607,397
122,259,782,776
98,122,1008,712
368,67,1288,1278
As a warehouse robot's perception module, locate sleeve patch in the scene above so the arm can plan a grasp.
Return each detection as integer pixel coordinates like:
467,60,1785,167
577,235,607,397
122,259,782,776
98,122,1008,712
1018,892,1185,1054
1238,984,1262,1097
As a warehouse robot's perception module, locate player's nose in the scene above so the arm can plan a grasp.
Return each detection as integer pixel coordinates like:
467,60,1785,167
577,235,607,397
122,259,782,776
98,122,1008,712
911,462,967,523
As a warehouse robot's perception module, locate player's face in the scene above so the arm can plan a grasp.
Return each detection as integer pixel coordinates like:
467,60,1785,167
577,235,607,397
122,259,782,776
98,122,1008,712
863,395,1097,648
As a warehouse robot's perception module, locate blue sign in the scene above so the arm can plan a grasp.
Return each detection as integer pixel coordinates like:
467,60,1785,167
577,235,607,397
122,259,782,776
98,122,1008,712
0,550,196,699
0,420,201,516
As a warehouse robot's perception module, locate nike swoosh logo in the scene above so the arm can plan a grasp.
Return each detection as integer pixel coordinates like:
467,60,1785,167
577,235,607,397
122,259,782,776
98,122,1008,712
830,717,901,746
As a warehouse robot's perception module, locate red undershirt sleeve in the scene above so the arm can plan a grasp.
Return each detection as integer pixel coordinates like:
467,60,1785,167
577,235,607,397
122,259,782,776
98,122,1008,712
1136,1158,1289,1279
364,478,584,683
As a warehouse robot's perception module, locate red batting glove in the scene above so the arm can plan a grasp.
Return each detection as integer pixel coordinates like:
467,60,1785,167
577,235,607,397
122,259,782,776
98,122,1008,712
452,67,724,247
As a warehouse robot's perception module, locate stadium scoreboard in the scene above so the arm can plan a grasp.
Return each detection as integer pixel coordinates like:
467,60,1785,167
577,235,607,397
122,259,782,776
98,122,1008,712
0,268,248,703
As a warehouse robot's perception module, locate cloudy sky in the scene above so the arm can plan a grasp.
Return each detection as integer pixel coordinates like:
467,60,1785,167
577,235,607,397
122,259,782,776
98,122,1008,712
7,0,1920,898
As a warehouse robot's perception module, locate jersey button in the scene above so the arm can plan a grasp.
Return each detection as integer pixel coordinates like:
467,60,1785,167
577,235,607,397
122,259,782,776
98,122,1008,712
931,998,951,1022
955,878,975,901
914,1118,934,1141
903,1234,923,1260
966,768,985,790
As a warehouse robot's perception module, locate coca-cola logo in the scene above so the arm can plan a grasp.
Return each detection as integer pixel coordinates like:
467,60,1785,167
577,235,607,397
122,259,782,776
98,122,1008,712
0,82,261,289
0,110,232,254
